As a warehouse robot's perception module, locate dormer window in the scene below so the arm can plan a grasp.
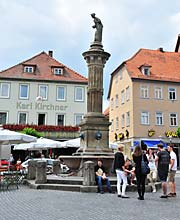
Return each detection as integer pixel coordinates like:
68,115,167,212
54,68,63,75
143,67,150,76
139,64,151,76
24,66,34,73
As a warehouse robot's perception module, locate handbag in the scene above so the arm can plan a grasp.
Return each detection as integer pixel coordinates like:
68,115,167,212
141,154,150,175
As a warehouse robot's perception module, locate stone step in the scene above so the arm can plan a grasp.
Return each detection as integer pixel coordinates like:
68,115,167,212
24,179,161,193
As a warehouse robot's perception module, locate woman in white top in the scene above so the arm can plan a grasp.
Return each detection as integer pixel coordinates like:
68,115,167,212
146,149,157,192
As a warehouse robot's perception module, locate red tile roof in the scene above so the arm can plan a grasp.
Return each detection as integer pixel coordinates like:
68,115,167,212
108,48,180,99
125,48,180,82
0,51,87,83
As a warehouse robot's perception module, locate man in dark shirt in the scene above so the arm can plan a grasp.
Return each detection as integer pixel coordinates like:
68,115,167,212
155,143,170,198
94,159,112,194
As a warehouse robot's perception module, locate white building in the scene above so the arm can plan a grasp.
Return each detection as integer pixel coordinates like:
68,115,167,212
0,51,88,127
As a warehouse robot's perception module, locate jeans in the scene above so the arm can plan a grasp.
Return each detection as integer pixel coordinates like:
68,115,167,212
96,176,112,192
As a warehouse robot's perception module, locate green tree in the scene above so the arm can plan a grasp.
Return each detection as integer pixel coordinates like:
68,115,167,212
176,127,180,138
22,127,43,138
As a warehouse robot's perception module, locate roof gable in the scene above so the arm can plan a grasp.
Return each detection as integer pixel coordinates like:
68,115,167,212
125,48,180,82
0,51,87,83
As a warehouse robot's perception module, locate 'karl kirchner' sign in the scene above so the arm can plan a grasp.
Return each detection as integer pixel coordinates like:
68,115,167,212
16,102,68,111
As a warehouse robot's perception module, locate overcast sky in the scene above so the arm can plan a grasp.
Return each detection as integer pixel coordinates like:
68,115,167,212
1,0,180,110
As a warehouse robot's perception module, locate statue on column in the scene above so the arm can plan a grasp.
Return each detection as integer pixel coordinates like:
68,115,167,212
91,13,103,43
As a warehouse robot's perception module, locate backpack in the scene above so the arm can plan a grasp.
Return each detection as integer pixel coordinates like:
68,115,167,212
141,154,150,175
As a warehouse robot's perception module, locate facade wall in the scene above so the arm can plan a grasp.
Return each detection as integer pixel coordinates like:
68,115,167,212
109,68,180,159
0,79,87,126
132,80,180,139
109,66,133,143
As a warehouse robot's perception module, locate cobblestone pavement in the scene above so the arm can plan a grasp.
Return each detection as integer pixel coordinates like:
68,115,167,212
1,176,180,220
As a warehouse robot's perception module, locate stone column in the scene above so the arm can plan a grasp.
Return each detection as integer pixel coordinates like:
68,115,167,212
35,161,47,184
78,42,111,154
83,161,95,186
27,160,36,180
53,160,60,175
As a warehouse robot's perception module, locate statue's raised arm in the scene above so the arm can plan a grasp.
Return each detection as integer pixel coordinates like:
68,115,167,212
91,13,103,43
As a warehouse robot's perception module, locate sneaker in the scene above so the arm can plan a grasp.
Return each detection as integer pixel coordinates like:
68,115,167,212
167,193,173,197
152,189,156,193
172,193,177,197
121,195,130,198
117,195,121,198
160,195,168,198
138,196,144,200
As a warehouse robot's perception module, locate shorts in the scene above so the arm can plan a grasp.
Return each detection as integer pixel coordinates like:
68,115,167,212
158,171,168,182
168,170,176,182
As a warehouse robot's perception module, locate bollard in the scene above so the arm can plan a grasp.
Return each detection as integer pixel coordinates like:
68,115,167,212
83,161,95,186
27,160,37,180
53,160,60,175
35,161,47,184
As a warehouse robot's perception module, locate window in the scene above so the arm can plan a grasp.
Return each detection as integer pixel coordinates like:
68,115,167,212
19,84,29,99
0,83,10,98
121,90,125,104
18,112,27,124
116,117,119,130
140,85,149,98
24,66,34,73
54,68,63,75
169,113,178,126
141,112,149,125
111,119,114,132
75,114,83,125
38,114,46,125
155,86,163,99
57,86,66,101
155,112,163,125
121,114,125,128
168,87,176,100
75,87,84,102
126,111,130,127
0,112,7,124
57,114,65,126
39,85,48,100
126,86,130,101
115,94,119,107
111,98,114,110
143,67,150,76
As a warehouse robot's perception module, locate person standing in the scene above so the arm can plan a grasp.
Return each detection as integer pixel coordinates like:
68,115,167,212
133,145,148,200
155,143,170,198
146,149,157,192
167,144,177,197
113,145,129,198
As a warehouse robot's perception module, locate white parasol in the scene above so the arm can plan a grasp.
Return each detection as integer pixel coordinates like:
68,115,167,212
13,137,63,150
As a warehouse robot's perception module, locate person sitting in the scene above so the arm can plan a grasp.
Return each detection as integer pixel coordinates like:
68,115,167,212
94,159,112,194
124,158,135,185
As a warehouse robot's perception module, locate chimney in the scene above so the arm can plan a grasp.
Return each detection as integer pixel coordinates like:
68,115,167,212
48,50,53,57
158,47,164,52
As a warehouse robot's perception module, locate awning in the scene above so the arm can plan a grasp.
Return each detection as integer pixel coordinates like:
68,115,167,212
142,140,166,148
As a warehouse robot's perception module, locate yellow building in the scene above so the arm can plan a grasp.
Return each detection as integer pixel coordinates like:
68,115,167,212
108,37,180,162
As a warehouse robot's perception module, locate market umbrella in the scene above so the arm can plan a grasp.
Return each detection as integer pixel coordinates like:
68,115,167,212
0,128,37,143
60,138,80,148
13,137,63,150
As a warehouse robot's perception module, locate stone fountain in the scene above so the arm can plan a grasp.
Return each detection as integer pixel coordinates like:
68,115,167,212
60,14,114,175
